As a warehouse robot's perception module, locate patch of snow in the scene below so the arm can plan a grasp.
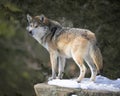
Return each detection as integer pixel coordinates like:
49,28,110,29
71,95,78,96
48,75,120,92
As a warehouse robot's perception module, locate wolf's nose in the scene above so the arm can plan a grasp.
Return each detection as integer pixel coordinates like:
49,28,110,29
29,31,32,35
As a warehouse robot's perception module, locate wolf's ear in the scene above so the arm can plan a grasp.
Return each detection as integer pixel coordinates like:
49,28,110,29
40,14,45,22
40,14,49,25
27,14,32,23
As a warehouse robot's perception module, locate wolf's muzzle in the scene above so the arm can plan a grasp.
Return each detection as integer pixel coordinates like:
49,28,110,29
29,31,33,35
26,27,33,35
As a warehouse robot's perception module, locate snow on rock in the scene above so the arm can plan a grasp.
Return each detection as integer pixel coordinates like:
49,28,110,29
48,75,120,92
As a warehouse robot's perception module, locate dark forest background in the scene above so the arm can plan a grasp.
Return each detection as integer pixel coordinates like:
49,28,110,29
0,0,120,96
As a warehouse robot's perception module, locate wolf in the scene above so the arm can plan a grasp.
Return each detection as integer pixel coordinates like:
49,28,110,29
26,14,103,82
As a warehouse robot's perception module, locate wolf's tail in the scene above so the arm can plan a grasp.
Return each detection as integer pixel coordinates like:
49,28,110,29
90,43,103,72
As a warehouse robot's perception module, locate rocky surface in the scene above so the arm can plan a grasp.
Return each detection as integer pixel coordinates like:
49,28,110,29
34,83,120,96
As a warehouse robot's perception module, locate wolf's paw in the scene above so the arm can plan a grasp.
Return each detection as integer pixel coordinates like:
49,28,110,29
48,76,56,81
56,75,63,79
57,72,64,79
56,76,62,79
89,78,95,83
90,77,95,82
76,79,81,83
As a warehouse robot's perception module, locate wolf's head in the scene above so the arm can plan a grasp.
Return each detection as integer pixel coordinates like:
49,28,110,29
26,14,53,44
26,14,62,43
26,14,49,39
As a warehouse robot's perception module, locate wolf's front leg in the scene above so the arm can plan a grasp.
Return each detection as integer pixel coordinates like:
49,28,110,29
49,52,57,80
58,56,66,79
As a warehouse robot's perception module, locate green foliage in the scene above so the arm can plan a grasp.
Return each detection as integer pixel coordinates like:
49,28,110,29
3,2,22,12
0,21,15,38
0,0,120,96
0,1,22,38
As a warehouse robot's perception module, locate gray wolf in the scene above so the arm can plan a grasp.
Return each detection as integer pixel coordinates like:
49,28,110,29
26,14,103,82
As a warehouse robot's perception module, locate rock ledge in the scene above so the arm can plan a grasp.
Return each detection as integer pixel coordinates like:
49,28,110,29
34,83,120,96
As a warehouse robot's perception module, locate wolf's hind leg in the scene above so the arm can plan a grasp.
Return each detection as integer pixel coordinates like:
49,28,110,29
73,55,86,83
85,57,97,82
58,57,66,79
76,64,86,83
